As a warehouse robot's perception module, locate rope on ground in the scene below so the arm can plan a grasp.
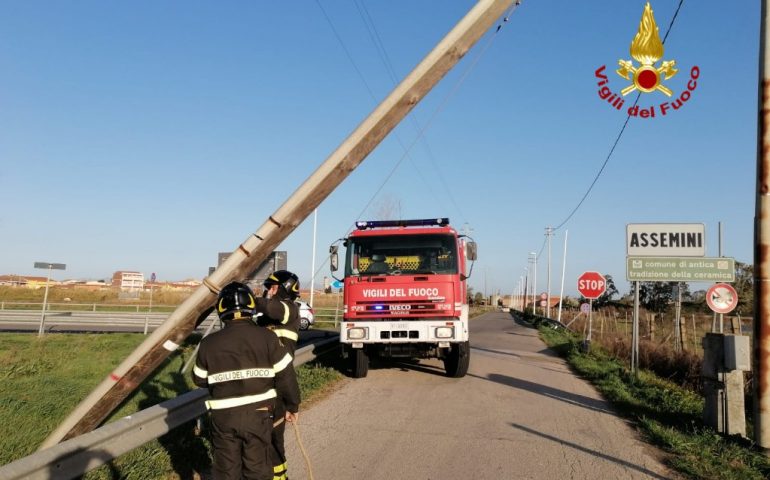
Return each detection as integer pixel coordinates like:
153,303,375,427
273,417,314,480
291,421,314,480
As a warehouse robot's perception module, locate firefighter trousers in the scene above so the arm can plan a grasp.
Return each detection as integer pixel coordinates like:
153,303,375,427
271,399,288,480
210,405,274,480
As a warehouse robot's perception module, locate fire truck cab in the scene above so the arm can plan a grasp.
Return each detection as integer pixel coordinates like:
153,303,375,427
330,218,477,378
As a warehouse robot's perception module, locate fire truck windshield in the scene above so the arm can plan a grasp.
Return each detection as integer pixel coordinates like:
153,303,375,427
345,234,458,276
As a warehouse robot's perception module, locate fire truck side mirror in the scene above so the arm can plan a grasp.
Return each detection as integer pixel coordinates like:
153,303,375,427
466,241,478,261
330,245,339,272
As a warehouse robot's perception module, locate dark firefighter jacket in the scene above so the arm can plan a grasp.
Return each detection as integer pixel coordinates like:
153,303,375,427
255,297,300,355
193,320,300,412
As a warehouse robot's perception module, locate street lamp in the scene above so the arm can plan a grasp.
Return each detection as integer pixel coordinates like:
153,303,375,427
310,208,318,307
33,261,66,336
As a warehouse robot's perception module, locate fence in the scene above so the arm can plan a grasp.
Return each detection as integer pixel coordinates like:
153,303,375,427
551,307,753,355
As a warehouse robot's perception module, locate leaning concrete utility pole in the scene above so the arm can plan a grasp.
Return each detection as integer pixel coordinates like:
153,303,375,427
41,0,518,448
755,0,770,452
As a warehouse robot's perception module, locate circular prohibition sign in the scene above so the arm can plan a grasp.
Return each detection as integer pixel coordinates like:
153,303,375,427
706,283,738,314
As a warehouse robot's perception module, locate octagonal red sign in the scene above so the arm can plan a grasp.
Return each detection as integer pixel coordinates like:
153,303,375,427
578,271,606,299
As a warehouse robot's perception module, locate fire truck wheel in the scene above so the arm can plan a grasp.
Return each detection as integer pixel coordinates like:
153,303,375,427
443,341,469,378
351,348,369,378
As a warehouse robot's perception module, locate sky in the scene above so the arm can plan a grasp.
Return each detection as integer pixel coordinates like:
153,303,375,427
0,0,760,299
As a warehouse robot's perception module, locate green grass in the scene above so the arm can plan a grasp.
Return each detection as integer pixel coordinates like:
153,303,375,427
0,333,343,479
1,303,489,477
0,333,147,465
538,326,770,480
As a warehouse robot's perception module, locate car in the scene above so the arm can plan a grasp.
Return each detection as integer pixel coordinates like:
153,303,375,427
295,300,315,330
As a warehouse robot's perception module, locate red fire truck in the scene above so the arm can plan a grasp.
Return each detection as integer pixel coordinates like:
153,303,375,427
330,218,477,378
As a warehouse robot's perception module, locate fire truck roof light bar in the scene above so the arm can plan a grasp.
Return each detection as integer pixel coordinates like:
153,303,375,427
355,218,450,230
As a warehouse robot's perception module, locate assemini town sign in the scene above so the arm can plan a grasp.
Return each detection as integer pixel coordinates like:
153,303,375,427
626,223,705,257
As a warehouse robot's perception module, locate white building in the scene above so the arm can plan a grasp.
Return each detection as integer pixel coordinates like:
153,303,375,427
111,271,144,291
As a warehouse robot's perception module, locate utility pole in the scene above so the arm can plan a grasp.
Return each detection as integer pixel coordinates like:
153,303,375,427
754,0,770,452
546,226,553,318
41,0,520,447
522,267,529,312
529,252,537,315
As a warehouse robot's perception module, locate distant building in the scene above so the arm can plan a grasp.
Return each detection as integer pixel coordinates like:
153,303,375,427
0,275,52,288
112,271,144,291
60,279,109,290
215,251,287,293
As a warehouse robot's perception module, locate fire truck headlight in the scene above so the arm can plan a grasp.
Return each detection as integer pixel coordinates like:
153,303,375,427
348,327,368,340
435,326,454,339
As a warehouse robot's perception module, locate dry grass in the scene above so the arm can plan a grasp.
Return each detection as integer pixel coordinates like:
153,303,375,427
562,307,752,357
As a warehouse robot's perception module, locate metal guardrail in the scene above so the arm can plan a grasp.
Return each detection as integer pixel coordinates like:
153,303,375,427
0,336,340,480
0,302,179,313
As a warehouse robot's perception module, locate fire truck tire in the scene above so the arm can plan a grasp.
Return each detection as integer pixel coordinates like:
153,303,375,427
444,341,469,378
351,348,369,378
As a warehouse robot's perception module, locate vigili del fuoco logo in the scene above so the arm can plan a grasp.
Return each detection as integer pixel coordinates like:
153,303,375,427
595,2,699,118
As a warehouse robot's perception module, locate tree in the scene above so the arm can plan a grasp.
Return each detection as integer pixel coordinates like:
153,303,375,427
690,289,706,303
474,292,484,305
733,261,754,315
372,194,402,220
591,274,619,308
634,281,690,313
561,296,579,309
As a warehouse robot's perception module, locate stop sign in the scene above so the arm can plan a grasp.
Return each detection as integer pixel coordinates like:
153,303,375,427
577,271,606,299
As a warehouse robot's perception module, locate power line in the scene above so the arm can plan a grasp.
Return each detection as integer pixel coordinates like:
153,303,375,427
350,2,523,224
354,0,469,223
551,0,685,232
316,1,523,225
314,0,445,219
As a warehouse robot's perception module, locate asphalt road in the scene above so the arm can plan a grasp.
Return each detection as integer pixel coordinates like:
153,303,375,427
284,311,675,480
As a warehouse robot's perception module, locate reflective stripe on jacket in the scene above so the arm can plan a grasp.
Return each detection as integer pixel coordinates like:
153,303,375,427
193,320,300,413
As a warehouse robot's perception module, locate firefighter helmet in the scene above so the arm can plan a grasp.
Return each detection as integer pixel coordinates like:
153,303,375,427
263,270,300,300
216,282,257,321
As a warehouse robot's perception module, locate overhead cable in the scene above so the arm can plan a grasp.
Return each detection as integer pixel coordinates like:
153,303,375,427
551,0,685,232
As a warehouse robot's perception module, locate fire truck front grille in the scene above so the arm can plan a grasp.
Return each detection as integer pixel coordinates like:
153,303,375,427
354,300,443,317
381,330,420,339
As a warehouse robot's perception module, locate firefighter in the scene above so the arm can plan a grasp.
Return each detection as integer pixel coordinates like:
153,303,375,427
254,270,301,480
256,270,301,355
193,281,300,480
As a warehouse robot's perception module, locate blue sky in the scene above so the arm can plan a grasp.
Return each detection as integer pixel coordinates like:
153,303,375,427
0,1,759,298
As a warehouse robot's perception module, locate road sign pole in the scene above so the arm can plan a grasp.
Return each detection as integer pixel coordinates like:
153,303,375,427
34,262,66,337
587,299,593,342
38,266,52,337
632,281,640,375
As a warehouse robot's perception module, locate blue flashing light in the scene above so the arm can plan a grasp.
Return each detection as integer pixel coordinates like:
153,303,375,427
373,305,385,310
355,218,450,230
